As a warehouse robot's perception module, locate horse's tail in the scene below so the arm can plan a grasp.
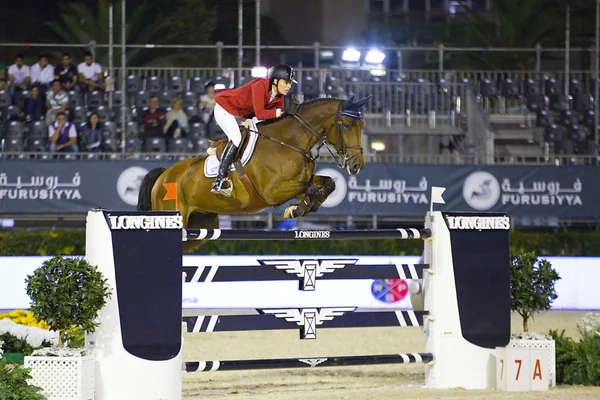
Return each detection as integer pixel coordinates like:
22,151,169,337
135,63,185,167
136,167,166,211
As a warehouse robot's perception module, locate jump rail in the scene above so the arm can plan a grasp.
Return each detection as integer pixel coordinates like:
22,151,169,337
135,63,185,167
185,353,435,372
182,228,432,241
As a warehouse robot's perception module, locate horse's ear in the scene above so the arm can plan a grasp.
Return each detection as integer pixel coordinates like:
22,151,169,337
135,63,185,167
354,95,372,109
343,94,356,110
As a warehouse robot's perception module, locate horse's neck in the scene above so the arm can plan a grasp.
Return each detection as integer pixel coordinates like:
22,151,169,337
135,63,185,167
269,101,339,151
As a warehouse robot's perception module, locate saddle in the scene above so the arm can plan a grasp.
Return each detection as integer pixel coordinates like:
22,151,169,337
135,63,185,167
207,126,252,163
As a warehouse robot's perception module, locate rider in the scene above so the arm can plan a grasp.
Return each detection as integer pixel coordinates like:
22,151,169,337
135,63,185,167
211,64,297,197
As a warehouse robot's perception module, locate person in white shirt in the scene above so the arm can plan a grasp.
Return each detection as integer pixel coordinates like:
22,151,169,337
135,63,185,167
8,53,30,96
30,54,54,95
45,79,70,125
78,51,105,92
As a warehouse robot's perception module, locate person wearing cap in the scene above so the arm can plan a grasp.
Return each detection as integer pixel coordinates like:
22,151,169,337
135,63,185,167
210,64,297,197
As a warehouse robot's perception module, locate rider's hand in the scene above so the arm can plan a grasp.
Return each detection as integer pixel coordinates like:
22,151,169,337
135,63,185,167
244,119,252,129
276,109,283,118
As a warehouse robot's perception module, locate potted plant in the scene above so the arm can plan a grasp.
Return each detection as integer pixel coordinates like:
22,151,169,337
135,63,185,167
23,256,112,400
0,344,48,400
505,251,561,387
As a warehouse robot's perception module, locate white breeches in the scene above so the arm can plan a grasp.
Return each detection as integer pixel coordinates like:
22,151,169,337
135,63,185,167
214,103,243,147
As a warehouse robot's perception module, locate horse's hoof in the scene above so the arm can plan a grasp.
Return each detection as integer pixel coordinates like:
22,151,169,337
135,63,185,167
283,205,297,219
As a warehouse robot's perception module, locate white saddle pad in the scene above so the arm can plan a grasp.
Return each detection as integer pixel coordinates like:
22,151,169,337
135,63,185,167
203,120,259,178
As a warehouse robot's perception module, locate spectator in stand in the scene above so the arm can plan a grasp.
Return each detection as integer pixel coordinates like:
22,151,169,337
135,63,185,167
30,54,54,96
164,97,188,139
142,95,166,138
200,81,216,124
0,62,8,91
48,111,79,153
24,84,45,121
8,53,30,97
54,52,78,91
77,51,105,92
45,79,69,124
81,112,103,152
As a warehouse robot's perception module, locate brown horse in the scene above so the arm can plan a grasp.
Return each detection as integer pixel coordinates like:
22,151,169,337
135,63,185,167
136,95,372,250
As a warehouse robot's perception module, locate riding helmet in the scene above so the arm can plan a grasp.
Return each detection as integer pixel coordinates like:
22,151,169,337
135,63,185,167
268,64,298,84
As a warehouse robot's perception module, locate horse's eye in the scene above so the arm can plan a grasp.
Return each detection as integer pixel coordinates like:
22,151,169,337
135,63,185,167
344,124,351,130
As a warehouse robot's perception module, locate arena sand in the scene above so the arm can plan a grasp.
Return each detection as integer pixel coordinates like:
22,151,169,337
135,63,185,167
182,311,600,399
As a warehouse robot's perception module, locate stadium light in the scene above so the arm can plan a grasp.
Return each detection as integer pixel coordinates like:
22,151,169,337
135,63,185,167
369,68,386,77
342,48,361,62
365,49,385,64
370,141,386,152
320,50,335,60
251,66,268,78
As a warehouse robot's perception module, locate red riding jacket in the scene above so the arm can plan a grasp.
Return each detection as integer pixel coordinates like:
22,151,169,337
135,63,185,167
214,78,284,120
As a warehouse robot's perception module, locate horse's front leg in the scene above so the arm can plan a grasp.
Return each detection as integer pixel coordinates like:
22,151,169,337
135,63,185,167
283,175,335,219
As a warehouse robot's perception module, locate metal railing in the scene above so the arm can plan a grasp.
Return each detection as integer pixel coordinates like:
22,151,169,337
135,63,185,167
1,151,597,166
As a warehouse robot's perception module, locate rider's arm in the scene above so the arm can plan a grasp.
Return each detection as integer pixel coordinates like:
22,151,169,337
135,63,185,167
251,81,280,120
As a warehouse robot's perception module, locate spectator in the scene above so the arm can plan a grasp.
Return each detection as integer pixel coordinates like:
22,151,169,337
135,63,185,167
200,81,216,124
24,85,45,121
77,51,105,92
164,97,188,139
0,62,8,91
142,95,166,138
48,111,79,153
30,54,54,95
54,52,78,91
45,79,69,124
8,53,30,96
81,112,103,152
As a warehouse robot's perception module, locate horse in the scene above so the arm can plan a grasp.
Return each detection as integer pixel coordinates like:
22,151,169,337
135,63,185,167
136,95,372,250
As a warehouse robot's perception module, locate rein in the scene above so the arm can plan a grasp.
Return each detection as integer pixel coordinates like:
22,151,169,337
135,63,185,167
249,101,364,168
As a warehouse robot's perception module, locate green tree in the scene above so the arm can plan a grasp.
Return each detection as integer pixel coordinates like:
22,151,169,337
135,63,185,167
439,0,597,69
44,0,177,68
441,0,560,69
153,0,219,67
510,252,561,332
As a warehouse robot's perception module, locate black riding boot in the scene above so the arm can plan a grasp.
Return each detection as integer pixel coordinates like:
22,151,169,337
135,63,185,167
211,141,239,197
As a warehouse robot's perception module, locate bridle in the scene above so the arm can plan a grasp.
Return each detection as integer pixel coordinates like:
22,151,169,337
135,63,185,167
252,101,364,169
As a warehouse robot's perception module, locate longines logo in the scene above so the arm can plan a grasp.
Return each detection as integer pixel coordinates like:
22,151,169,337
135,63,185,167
294,230,331,239
259,307,356,339
259,259,357,291
108,215,183,230
446,216,510,230
298,358,328,367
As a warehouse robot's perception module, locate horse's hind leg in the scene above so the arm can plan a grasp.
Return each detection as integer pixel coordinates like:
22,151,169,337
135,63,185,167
182,211,220,253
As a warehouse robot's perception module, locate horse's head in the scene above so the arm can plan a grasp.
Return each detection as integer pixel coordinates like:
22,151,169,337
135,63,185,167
326,95,371,175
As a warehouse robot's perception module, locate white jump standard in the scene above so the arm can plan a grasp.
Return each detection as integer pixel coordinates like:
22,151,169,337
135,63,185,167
85,209,511,400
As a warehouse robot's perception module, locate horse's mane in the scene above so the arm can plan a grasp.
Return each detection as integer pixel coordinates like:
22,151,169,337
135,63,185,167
257,97,342,127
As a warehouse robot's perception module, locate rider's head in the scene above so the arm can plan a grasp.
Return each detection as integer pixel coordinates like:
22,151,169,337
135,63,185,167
268,64,296,96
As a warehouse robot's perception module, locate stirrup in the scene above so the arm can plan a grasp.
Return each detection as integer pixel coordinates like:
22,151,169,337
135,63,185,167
211,177,233,197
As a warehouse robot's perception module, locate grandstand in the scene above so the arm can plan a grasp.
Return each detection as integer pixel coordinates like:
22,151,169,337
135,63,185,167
0,63,597,166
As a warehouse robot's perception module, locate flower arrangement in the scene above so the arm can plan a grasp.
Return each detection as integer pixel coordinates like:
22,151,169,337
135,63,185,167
579,312,600,337
511,332,552,341
0,309,51,330
0,318,58,355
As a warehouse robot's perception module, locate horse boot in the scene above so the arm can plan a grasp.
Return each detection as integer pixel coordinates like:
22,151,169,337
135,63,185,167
211,141,238,197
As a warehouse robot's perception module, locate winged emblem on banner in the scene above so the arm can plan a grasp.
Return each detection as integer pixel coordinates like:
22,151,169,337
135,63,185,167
259,307,357,326
259,259,358,278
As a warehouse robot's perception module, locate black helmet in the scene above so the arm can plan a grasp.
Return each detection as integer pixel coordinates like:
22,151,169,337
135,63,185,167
268,64,297,84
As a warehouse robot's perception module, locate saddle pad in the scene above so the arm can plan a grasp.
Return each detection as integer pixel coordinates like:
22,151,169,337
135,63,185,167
204,119,259,178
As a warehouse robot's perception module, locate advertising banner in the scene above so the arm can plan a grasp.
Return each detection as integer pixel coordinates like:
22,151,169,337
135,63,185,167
1,160,598,218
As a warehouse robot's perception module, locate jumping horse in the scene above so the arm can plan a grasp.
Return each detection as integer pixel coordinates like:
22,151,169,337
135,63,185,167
136,95,372,250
